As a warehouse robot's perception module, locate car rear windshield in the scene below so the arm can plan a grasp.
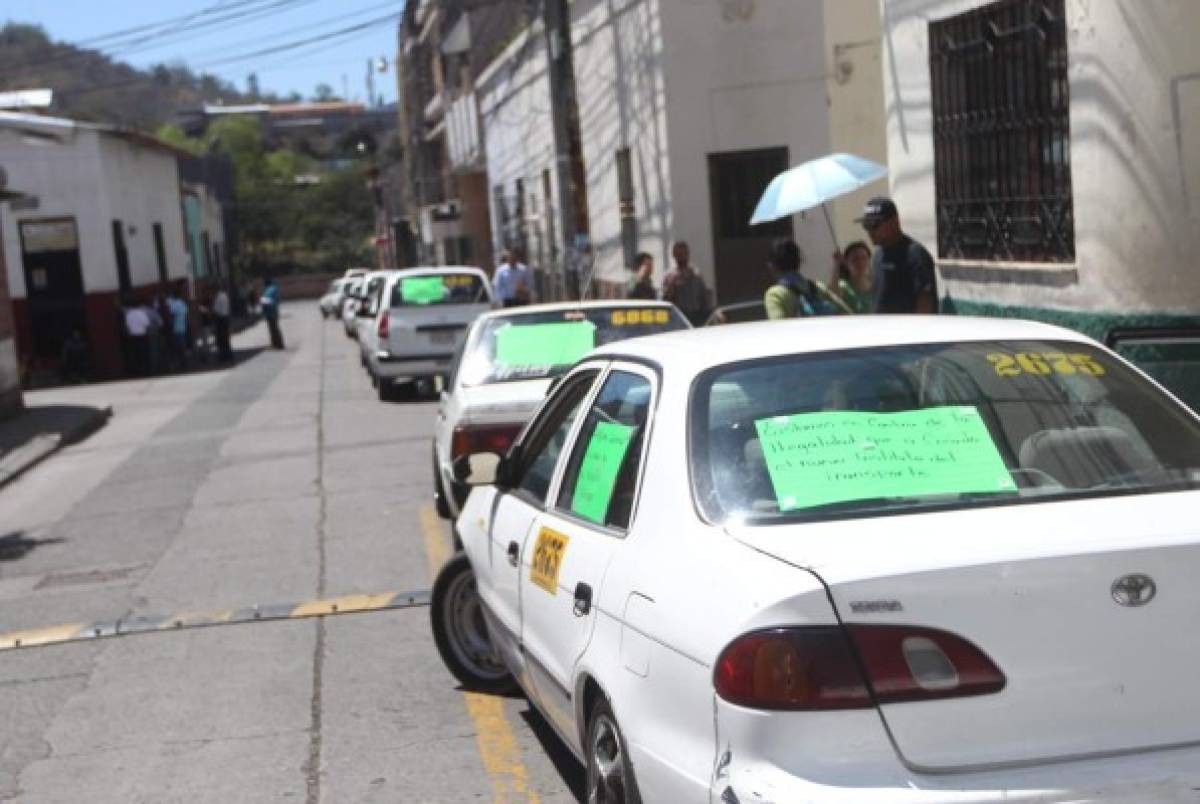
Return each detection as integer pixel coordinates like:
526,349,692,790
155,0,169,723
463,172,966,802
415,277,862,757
691,340,1200,524
459,306,688,386
390,273,488,306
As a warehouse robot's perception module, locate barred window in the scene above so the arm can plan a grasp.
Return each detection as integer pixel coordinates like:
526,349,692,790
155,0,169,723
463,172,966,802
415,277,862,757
930,0,1074,263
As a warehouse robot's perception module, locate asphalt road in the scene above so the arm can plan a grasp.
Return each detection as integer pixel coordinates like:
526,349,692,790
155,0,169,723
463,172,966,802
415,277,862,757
0,304,582,803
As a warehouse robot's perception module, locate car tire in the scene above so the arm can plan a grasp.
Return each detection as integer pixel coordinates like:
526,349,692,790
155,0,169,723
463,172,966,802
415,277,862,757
433,445,452,519
430,553,516,694
585,696,643,804
377,378,392,402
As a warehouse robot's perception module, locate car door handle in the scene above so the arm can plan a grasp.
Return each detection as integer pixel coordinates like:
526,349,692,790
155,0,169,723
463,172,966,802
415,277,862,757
507,541,519,567
573,582,593,617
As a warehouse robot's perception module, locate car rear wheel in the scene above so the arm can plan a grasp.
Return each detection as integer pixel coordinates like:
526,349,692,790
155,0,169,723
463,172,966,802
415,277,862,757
430,553,515,693
586,696,642,804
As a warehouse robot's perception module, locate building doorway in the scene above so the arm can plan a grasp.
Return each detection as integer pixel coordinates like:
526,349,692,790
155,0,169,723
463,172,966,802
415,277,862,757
707,147,794,305
18,218,87,367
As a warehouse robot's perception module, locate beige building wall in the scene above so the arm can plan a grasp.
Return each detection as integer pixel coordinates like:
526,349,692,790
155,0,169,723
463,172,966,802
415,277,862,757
882,0,1200,316
572,0,673,291
656,0,834,294
823,0,889,249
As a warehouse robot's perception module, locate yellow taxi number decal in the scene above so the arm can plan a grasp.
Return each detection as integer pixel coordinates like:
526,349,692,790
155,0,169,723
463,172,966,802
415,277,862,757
611,309,670,326
443,275,474,287
529,527,569,594
987,351,1105,378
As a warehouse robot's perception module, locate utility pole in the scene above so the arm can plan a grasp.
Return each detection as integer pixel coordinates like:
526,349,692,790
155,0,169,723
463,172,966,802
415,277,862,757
366,59,376,108
543,0,589,299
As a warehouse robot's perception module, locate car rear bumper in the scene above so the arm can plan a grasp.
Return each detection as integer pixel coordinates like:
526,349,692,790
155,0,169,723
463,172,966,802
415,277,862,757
714,732,1200,803
372,352,452,380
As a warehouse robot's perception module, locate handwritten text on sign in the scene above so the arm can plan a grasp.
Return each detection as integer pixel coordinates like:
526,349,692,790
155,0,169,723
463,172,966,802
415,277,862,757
753,406,1014,511
571,421,636,524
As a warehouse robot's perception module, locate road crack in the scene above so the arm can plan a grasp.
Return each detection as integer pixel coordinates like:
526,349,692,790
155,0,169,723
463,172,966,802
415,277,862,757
303,318,330,804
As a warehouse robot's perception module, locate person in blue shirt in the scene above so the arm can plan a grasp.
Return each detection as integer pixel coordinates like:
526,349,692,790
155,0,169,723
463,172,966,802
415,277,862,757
167,291,189,369
261,278,284,349
493,251,531,307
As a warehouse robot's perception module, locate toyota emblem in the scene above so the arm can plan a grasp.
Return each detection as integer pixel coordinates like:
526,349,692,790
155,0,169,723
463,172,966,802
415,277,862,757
1111,574,1156,607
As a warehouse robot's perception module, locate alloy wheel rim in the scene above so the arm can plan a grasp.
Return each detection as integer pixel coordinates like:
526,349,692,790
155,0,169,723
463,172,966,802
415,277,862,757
444,571,508,680
588,714,627,804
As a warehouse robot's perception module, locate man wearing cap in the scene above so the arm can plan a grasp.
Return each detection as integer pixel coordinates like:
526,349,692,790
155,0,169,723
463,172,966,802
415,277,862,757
857,197,938,314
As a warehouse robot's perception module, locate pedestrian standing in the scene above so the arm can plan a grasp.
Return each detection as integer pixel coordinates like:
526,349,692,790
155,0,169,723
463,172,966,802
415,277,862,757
167,290,189,369
763,239,816,319
827,240,875,314
627,252,656,300
661,241,711,326
494,251,531,308
261,278,285,349
123,300,152,376
857,197,938,314
213,285,233,362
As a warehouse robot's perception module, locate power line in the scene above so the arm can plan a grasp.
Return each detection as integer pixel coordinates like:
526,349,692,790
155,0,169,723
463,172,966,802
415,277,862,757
2,0,316,82
75,0,277,47
55,11,403,100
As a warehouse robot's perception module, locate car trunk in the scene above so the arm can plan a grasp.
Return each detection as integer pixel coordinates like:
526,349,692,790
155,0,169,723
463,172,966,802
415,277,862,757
458,379,552,427
725,490,1200,770
386,302,489,357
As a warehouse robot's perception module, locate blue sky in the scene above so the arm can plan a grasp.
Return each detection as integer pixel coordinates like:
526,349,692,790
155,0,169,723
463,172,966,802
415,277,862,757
1,0,403,105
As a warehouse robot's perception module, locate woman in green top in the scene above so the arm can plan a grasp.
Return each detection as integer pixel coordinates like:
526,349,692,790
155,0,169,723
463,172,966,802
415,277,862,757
828,240,874,314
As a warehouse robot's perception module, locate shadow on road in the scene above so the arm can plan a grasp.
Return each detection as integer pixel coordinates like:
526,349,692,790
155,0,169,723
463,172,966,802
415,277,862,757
0,531,65,562
0,403,111,459
519,706,587,802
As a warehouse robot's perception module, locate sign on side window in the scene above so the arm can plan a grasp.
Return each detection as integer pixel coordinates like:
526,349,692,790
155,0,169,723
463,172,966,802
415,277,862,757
571,421,636,524
753,406,1014,512
494,321,596,367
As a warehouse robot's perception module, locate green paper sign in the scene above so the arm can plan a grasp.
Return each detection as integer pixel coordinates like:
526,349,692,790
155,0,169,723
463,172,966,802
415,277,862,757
495,321,596,367
401,276,447,305
753,406,1015,511
571,421,637,523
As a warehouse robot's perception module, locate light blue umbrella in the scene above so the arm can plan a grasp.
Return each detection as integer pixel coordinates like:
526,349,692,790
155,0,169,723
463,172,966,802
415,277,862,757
749,152,887,245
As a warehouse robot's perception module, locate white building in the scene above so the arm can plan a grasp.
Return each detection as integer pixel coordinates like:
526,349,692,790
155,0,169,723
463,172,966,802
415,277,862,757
478,0,888,304
881,0,1200,334
0,112,191,379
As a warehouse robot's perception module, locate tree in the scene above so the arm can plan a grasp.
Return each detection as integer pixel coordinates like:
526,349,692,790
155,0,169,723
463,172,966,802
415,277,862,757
313,83,337,102
247,73,260,99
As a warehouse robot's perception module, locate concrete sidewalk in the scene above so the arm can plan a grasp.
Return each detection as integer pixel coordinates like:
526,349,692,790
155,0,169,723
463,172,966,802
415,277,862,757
0,402,111,489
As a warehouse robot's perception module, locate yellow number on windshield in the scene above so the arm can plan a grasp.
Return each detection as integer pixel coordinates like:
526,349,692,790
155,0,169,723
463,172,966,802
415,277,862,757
989,351,1106,378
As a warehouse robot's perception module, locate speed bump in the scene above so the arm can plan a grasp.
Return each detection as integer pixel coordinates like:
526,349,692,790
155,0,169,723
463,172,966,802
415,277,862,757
0,588,430,653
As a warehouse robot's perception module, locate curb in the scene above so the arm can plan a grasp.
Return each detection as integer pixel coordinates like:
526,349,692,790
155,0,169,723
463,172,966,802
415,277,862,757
0,405,113,490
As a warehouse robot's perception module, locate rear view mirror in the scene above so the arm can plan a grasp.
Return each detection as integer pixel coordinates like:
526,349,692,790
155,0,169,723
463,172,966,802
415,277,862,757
452,452,501,486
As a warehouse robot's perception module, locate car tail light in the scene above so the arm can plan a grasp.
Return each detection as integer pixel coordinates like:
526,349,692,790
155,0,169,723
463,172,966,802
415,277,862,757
714,625,1004,710
377,310,390,339
450,423,523,462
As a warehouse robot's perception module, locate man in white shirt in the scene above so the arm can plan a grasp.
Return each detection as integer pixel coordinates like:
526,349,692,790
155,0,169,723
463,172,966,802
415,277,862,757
213,287,232,363
124,303,152,376
493,251,531,307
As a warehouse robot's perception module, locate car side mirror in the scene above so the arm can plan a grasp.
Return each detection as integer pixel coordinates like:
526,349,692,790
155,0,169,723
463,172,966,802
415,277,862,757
452,451,516,489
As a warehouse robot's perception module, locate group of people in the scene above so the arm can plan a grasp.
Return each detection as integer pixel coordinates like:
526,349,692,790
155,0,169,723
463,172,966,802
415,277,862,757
118,285,235,378
627,196,937,324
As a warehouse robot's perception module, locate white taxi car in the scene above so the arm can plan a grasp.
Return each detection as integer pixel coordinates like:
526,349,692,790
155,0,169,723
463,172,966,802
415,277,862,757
431,300,689,520
340,277,365,338
361,267,493,401
432,316,1200,803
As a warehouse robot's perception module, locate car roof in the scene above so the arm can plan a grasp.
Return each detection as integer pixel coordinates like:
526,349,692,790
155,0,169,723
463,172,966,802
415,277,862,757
588,315,1096,375
472,299,680,324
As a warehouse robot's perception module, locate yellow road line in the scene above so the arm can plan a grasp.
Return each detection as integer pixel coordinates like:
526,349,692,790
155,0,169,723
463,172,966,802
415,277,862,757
0,622,86,650
418,504,540,804
290,592,396,618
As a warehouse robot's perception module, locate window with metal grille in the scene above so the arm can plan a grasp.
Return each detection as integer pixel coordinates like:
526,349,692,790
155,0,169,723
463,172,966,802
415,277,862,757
929,0,1074,263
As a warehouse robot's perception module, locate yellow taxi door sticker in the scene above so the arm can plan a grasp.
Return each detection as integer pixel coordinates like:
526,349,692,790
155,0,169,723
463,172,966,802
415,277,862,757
530,527,569,594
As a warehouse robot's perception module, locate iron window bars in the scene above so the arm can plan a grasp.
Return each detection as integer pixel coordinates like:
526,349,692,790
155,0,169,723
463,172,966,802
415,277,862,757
929,0,1075,263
